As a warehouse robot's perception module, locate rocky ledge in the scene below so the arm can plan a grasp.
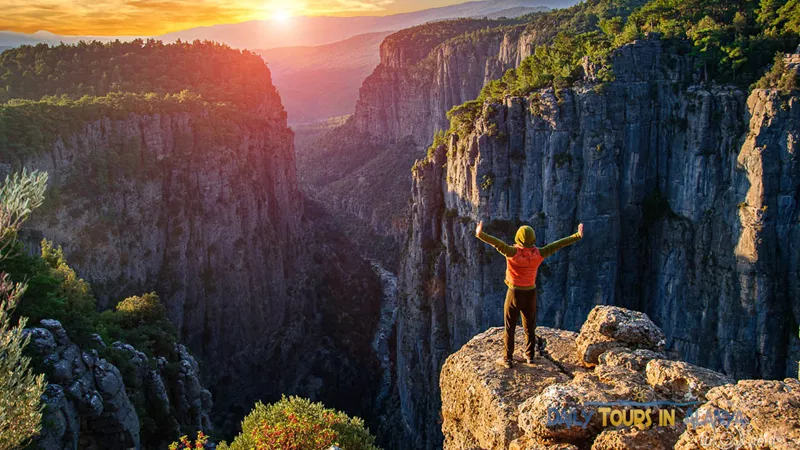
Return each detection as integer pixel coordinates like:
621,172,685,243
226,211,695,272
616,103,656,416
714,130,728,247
440,306,800,450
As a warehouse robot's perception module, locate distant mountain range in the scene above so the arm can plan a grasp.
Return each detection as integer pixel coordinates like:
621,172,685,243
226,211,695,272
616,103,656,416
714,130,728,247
257,31,393,124
254,2,554,124
160,1,555,49
0,0,564,51
0,30,143,48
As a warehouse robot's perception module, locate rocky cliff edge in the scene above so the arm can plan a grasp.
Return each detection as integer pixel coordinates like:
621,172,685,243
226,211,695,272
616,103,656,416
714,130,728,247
440,306,800,450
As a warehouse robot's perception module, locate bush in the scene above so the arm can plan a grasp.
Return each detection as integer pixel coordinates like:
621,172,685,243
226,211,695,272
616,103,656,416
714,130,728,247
218,396,380,450
169,432,210,450
100,293,177,359
114,292,167,325
754,52,799,93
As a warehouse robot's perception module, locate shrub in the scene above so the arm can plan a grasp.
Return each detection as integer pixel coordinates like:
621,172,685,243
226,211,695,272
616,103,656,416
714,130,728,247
169,431,210,450
754,52,799,94
554,152,573,168
218,396,380,450
115,292,167,325
643,189,674,227
99,293,177,359
0,170,48,255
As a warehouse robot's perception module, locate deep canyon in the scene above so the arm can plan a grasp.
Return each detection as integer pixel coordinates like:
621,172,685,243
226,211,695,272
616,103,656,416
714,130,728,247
0,1,799,449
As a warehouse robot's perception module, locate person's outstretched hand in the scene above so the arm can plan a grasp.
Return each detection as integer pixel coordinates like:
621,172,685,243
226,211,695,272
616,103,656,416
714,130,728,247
476,221,484,237
577,223,584,238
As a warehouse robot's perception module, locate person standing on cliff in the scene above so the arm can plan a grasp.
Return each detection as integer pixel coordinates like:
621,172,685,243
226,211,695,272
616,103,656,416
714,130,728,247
475,221,584,368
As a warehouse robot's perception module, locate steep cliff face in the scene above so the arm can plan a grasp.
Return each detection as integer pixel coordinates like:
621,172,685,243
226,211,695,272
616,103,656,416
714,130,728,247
400,39,800,448
298,20,546,262
9,81,384,435
352,23,536,147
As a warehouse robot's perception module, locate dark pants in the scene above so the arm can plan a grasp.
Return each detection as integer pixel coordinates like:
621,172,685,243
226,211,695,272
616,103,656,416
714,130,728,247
504,288,537,362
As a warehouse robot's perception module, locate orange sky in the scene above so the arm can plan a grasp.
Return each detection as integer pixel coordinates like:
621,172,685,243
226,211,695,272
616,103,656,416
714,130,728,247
0,0,468,36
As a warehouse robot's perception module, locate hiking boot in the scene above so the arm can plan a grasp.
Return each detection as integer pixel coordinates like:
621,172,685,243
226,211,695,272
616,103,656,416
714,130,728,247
503,359,513,369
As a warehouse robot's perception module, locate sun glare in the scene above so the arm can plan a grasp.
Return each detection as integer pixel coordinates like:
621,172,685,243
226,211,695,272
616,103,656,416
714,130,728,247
273,9,293,22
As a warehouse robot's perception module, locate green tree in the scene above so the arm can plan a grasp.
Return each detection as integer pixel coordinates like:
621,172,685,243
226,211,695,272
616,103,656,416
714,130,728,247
758,0,785,28
218,396,380,450
776,0,800,33
0,170,48,450
689,16,726,82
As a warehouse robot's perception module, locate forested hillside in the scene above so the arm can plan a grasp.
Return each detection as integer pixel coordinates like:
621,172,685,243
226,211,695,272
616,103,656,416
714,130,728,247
0,40,274,107
0,40,386,448
0,41,287,164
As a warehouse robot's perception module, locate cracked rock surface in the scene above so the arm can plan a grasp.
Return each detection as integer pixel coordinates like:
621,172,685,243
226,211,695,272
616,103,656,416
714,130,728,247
439,306,790,450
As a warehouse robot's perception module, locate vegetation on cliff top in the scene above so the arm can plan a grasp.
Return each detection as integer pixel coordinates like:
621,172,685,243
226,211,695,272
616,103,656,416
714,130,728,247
0,40,275,109
381,18,526,67
0,41,283,162
0,90,265,161
439,0,800,146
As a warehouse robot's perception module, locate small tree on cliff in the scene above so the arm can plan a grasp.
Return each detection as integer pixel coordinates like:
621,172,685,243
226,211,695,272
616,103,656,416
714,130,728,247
0,170,48,450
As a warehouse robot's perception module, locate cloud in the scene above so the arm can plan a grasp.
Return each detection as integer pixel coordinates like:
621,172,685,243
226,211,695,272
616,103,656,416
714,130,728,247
0,0,265,35
0,0,445,35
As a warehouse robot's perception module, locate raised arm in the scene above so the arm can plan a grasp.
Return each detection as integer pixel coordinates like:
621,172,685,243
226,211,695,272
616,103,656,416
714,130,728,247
475,221,516,258
539,223,584,258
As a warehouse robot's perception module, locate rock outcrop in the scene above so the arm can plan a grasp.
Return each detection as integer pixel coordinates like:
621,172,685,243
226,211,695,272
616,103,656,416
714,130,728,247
401,39,800,447
25,319,212,449
441,306,800,450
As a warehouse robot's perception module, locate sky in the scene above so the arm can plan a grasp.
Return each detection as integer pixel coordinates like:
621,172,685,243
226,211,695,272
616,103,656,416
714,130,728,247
0,0,472,36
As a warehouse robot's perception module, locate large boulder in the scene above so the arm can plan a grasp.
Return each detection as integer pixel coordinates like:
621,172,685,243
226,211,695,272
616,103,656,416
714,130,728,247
518,364,657,443
675,379,800,450
598,348,667,372
509,435,579,450
25,321,141,450
576,306,666,366
518,374,622,442
645,359,733,403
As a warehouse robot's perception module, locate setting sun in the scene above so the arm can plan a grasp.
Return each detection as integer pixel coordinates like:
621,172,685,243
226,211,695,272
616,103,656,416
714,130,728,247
273,8,293,22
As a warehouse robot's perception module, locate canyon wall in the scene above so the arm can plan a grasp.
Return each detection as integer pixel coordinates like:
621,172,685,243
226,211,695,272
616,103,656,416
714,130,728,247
351,23,536,147
298,20,550,262
399,39,800,448
7,81,384,436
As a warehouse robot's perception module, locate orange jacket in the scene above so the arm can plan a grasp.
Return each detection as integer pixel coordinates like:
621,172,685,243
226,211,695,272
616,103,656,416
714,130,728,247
477,225,582,290
506,245,544,288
